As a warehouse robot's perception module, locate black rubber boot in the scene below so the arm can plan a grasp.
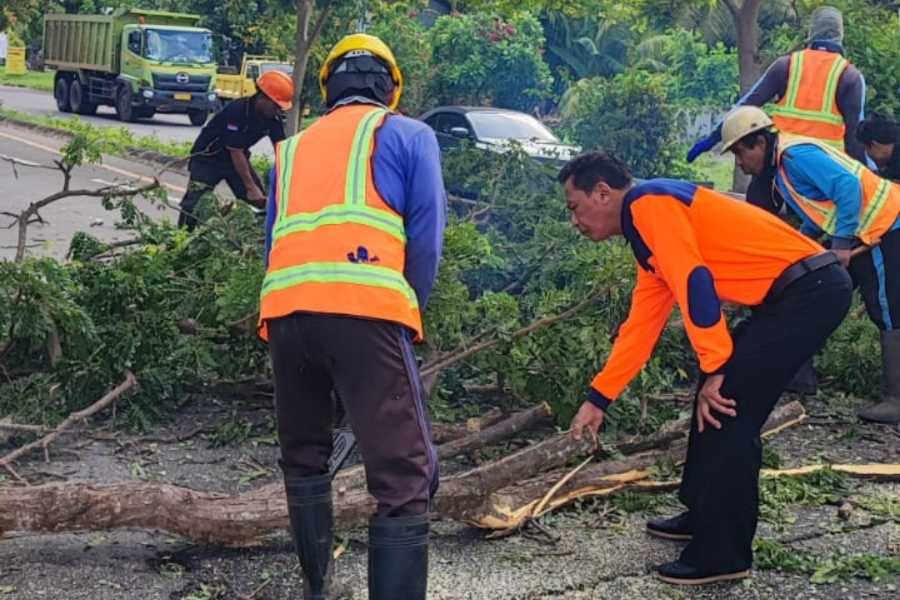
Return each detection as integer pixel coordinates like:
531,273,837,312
368,513,429,600
281,464,338,599
785,358,818,395
858,330,900,424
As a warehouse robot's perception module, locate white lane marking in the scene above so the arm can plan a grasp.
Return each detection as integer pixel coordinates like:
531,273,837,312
0,129,187,194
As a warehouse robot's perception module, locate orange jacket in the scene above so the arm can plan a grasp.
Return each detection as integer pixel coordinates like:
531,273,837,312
258,104,423,341
588,180,824,409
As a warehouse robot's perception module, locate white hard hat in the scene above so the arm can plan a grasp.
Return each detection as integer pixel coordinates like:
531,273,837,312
721,106,774,152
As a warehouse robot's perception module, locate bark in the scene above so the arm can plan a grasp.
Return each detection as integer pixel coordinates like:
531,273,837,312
286,0,334,135
464,399,807,529
334,403,555,493
721,0,763,194
436,403,551,460
0,401,813,545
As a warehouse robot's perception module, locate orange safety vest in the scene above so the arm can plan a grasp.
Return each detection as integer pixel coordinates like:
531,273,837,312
776,135,900,245
770,49,849,151
258,104,422,342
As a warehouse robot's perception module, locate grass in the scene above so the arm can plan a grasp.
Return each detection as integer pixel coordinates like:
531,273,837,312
0,105,274,174
0,66,54,92
693,152,735,192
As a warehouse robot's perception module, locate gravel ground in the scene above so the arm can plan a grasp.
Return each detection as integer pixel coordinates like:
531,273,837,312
0,394,897,599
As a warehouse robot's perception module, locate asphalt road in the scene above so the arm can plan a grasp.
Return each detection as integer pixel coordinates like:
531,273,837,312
0,121,186,260
0,84,276,159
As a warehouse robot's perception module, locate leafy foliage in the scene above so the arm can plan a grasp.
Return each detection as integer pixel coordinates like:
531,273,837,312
427,12,554,112
561,70,698,179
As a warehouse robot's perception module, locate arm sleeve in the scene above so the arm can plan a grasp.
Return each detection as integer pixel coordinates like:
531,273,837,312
588,266,676,409
782,146,863,247
737,56,790,107
836,66,868,165
706,56,790,144
402,129,447,310
632,197,733,374
269,120,287,146
264,166,277,268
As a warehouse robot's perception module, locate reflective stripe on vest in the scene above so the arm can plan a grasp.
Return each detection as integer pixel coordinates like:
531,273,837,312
777,136,900,245
258,105,422,341
770,50,849,150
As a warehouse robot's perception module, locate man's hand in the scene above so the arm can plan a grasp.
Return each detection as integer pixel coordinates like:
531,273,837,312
697,374,737,433
570,401,605,443
246,185,267,208
832,248,851,268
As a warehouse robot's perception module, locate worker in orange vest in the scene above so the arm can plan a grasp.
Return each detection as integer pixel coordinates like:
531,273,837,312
258,34,446,599
688,6,868,209
561,152,852,584
723,106,900,425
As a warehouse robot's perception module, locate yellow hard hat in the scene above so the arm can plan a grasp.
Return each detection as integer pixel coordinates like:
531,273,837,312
721,106,774,152
319,34,403,110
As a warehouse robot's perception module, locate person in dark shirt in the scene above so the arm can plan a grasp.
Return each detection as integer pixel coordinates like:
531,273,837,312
178,70,293,229
858,113,900,182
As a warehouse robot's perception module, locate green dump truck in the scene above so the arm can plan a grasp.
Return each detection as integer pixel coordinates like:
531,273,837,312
44,8,218,124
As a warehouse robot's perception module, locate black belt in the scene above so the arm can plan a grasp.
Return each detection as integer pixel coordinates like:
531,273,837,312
766,252,839,302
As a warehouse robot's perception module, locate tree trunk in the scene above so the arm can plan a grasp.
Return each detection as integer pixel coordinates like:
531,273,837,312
286,0,315,136
333,403,552,492
0,402,813,545
723,0,764,193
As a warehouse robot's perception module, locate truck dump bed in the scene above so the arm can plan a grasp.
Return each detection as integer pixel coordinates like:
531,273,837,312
44,14,118,72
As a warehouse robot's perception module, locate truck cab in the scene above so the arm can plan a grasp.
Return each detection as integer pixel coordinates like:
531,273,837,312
216,55,293,105
120,23,218,124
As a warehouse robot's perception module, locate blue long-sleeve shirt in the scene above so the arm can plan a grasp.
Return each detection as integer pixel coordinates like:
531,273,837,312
264,109,447,310
775,142,900,248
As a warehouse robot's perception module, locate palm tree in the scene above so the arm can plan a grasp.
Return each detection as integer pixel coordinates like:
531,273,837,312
542,11,632,81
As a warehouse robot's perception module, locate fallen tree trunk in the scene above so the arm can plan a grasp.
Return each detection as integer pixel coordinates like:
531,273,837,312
437,403,551,460
463,400,807,530
333,403,552,492
0,400,854,546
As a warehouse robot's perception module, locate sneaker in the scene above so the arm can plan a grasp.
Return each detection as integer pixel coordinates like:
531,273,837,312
646,511,692,542
656,560,750,586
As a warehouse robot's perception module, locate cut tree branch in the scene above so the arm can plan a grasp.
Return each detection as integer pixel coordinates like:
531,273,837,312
422,290,602,377
0,372,138,475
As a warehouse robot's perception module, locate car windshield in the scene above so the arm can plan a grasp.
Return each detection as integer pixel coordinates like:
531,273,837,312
467,111,560,143
144,29,213,64
260,63,293,76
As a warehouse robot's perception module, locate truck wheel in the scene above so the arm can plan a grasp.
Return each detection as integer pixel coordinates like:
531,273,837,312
188,110,209,126
69,80,98,116
54,77,72,113
116,86,136,123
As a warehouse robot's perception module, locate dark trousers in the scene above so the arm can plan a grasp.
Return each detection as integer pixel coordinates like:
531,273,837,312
268,312,438,517
678,263,852,573
178,159,264,230
849,226,900,331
